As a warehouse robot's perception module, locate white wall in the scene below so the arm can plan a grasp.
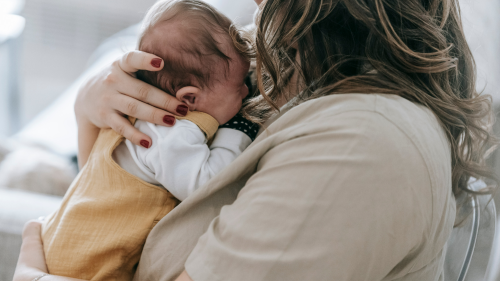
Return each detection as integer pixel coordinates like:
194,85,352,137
460,0,500,215
460,0,500,102
19,0,157,126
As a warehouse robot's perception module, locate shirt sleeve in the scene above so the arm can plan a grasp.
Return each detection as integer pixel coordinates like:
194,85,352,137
136,120,252,201
184,111,435,281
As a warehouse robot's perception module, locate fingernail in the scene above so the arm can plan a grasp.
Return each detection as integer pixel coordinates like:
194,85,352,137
176,104,188,116
163,115,176,126
140,140,150,148
151,58,162,68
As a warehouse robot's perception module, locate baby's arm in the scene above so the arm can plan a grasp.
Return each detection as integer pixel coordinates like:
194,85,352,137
132,116,257,200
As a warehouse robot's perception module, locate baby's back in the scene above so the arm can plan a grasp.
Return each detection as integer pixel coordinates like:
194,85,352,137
42,126,178,281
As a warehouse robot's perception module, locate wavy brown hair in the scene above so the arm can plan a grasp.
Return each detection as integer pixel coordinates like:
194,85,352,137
243,0,498,197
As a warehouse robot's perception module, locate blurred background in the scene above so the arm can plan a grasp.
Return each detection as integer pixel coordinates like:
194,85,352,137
0,0,499,279
7,0,157,130
20,0,161,124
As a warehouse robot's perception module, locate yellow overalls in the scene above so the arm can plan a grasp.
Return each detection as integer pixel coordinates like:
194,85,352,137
42,112,219,281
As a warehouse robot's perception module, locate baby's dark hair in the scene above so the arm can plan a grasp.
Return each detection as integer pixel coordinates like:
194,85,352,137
136,0,253,96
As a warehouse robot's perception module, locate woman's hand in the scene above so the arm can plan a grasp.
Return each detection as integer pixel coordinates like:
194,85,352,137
75,50,189,147
74,50,189,167
13,220,48,281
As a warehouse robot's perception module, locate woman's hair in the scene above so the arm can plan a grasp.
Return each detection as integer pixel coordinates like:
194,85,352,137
136,0,252,95
243,0,498,197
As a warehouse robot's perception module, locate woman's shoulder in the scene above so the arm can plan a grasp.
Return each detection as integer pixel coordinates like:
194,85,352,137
263,93,454,266
269,94,447,144
265,93,452,197
284,93,435,124
250,93,454,277
316,94,449,158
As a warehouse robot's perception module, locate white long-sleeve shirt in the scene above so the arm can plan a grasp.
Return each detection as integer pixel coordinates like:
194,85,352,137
113,119,252,201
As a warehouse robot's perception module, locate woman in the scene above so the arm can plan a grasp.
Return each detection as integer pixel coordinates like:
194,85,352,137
14,0,497,280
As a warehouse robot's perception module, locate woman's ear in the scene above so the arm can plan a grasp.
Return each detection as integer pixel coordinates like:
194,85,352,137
176,86,201,111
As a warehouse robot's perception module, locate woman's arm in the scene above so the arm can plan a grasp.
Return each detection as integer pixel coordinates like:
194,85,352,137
75,116,100,169
75,50,190,167
13,220,87,281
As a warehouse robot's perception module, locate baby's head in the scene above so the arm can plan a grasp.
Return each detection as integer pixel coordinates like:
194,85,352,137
137,0,252,124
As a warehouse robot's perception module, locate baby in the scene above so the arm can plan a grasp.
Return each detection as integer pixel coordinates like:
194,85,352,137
41,1,257,280
116,0,257,201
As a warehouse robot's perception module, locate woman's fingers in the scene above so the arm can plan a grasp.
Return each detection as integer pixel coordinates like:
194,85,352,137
114,70,189,116
108,114,153,149
118,50,164,73
22,220,42,240
111,93,178,127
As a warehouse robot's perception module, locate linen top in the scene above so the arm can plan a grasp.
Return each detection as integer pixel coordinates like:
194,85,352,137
133,93,456,281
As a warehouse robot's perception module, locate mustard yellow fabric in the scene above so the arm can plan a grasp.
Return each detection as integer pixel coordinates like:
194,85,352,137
177,111,220,140
42,111,218,281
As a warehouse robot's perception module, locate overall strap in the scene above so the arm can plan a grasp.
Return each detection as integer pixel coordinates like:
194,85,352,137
177,111,219,141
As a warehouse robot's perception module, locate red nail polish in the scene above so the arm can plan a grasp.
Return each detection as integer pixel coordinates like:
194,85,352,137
163,115,176,126
140,140,150,148
176,105,188,116
151,58,162,68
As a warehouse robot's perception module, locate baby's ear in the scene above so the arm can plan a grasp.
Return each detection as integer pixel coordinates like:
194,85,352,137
176,86,201,111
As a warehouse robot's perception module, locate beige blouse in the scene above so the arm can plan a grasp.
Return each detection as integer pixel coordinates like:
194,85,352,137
133,93,456,281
